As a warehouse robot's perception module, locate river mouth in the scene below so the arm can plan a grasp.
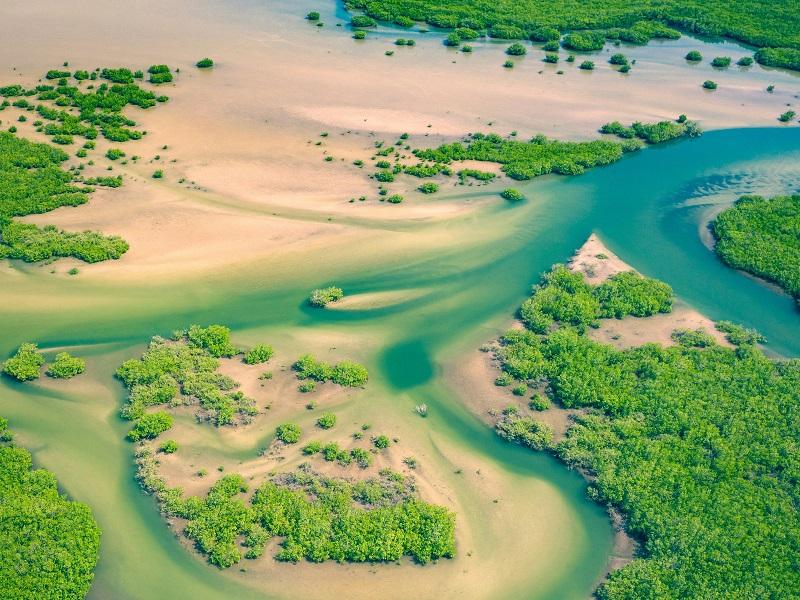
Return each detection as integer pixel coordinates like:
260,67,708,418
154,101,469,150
1,1,799,599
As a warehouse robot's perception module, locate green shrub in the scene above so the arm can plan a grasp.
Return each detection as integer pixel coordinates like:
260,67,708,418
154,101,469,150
529,396,550,411
243,344,274,365
152,169,163,178
506,43,527,56
46,352,85,378
543,53,558,63
608,53,628,65
703,80,718,89
387,194,404,204
276,423,301,444
196,58,214,68
711,56,731,68
186,324,238,357
778,110,796,122
353,30,367,40
373,434,390,449
562,31,605,51
737,56,754,66
127,412,173,441
579,60,595,70
351,15,376,28
306,11,320,21
685,50,702,61
418,182,439,194
495,412,552,450
159,440,179,453
754,47,800,71
316,413,336,429
106,148,125,160
2,343,44,381
308,286,344,307
501,188,525,201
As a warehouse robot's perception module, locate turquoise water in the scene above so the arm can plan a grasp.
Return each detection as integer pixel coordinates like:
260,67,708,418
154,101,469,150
0,127,798,600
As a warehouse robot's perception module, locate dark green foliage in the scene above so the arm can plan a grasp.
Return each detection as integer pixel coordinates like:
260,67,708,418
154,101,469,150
387,194,404,204
711,55,731,67
703,79,718,89
517,265,671,334
186,324,237,357
542,53,558,63
127,411,173,441
601,119,701,144
0,222,128,263
500,188,525,201
670,327,715,347
375,170,395,182
276,423,301,444
458,168,496,181
106,148,125,160
0,432,100,599
418,182,439,193
83,175,123,188
353,30,367,40
306,12,321,21
351,15,377,28
506,42,527,56
46,352,85,378
316,413,336,429
152,169,164,179
494,261,800,598
542,40,560,51
712,195,800,302
159,440,178,453
344,0,800,54
101,68,134,84
116,330,254,427
778,110,797,122
293,355,369,387
715,320,765,346
196,57,214,68
308,285,344,307
579,60,595,70
562,31,605,51
754,47,800,71
373,435,390,449
608,53,628,65
2,343,44,382
685,50,702,61
243,344,274,365
737,56,754,66
45,70,71,80
148,65,173,84
415,132,632,180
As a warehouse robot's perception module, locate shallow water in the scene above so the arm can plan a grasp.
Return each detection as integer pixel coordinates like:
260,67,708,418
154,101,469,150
1,1,800,598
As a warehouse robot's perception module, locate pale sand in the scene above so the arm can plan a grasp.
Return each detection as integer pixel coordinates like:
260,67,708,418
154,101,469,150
325,289,431,311
570,234,731,348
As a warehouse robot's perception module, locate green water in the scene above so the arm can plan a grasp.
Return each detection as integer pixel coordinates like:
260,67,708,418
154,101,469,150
1,127,799,599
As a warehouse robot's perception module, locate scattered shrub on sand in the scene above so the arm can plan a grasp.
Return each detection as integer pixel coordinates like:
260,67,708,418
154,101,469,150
275,423,301,444
711,56,731,68
600,119,701,144
703,80,718,89
106,148,125,160
353,30,367,40
418,182,439,194
306,11,320,21
579,60,594,70
152,169,163,178
46,352,85,379
243,344,274,365
308,286,344,307
685,50,702,61
778,110,796,122
543,53,558,63
737,56,754,66
609,53,628,66
2,343,44,382
506,43,527,56
351,15,376,28
158,440,178,453
316,413,336,429
387,194,404,204
196,57,214,68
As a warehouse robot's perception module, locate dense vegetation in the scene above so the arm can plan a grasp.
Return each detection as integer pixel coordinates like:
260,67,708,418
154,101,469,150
308,286,344,307
491,263,800,598
712,194,800,304
414,132,639,180
0,132,128,264
600,118,701,144
343,0,800,60
135,454,455,568
0,418,101,598
116,325,256,432
293,355,369,387
1,343,44,381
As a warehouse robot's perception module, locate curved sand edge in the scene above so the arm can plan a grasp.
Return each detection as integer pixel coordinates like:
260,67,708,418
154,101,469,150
326,289,430,311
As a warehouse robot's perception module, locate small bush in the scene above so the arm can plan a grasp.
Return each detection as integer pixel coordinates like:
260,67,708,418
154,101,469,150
419,182,439,194
609,53,628,66
737,56,754,66
703,80,718,90
501,188,525,202
159,440,179,453
2,343,44,381
711,56,732,68
543,53,559,64
685,50,702,62
46,352,85,379
306,12,320,21
316,413,336,429
196,58,214,68
275,423,301,444
579,60,594,70
244,344,274,365
127,412,173,441
373,435,390,449
351,15,376,28
506,43,527,56
308,286,344,307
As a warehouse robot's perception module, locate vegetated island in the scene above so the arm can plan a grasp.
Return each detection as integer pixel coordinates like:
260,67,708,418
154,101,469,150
481,236,799,598
342,0,800,70
0,417,101,599
712,194,800,307
118,324,455,569
0,64,179,265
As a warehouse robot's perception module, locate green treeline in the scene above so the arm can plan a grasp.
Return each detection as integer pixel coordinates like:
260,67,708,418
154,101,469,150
0,132,128,263
0,418,100,599
712,194,800,305
135,452,455,568
414,132,639,180
492,264,800,598
599,118,701,143
344,0,800,60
